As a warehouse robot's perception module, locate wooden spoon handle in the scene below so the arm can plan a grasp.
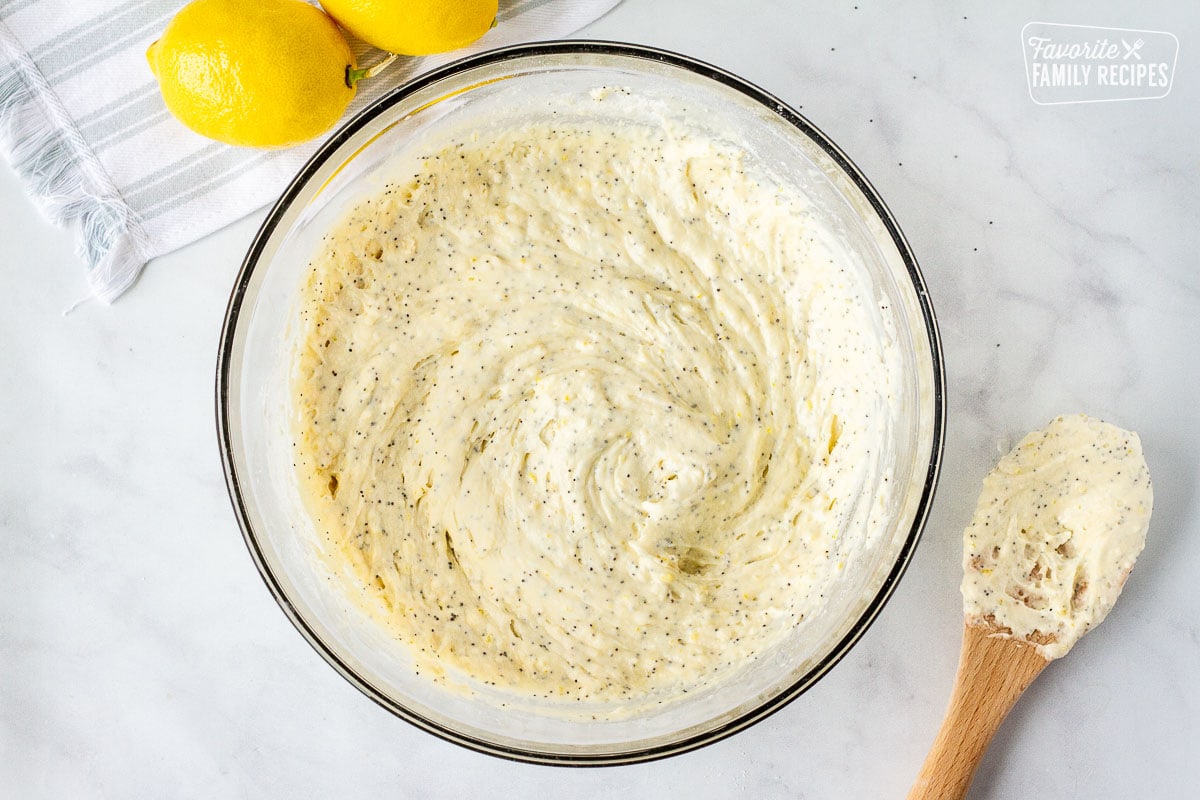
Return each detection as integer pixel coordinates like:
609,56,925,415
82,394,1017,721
907,623,1051,800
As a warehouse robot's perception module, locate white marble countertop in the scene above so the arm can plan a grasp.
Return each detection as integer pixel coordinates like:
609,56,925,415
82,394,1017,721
4,1,1198,797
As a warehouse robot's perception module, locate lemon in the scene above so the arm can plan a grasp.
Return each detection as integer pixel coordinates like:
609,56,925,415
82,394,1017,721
147,0,357,148
320,0,498,56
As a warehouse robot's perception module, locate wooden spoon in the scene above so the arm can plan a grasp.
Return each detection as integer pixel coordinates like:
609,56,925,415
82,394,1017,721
907,622,1050,800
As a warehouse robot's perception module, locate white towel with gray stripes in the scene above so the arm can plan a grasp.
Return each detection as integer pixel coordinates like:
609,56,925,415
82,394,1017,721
0,0,620,301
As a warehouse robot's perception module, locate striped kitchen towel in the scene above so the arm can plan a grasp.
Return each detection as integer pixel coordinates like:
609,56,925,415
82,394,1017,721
0,0,620,302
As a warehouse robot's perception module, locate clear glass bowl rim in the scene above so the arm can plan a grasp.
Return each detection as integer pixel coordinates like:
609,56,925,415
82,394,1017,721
215,40,947,767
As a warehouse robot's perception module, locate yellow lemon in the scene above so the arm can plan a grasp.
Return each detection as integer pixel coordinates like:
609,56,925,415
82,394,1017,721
147,0,357,148
320,0,498,56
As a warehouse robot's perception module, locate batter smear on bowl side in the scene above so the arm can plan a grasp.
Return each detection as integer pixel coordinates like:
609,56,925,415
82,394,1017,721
291,110,903,702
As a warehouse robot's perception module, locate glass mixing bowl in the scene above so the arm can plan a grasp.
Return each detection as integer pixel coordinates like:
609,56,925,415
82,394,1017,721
216,42,944,765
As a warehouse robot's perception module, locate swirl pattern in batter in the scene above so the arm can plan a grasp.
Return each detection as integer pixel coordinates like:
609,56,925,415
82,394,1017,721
292,113,901,702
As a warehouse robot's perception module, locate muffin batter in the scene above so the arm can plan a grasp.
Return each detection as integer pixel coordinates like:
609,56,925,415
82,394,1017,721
292,109,902,701
962,414,1153,659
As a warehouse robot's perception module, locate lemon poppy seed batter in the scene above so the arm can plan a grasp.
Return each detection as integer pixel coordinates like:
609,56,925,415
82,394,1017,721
962,414,1153,659
292,110,902,702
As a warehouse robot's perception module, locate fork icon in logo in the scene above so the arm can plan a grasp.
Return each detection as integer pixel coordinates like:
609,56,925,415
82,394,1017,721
1122,38,1145,60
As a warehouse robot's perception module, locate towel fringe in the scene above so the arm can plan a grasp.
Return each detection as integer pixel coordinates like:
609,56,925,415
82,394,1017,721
1,24,149,303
